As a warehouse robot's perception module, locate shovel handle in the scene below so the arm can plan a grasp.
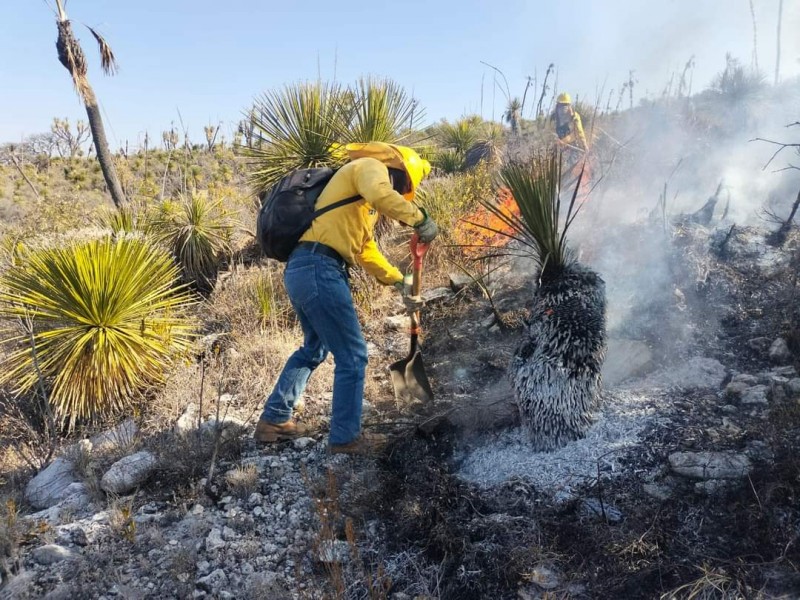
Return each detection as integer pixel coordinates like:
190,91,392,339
409,233,429,335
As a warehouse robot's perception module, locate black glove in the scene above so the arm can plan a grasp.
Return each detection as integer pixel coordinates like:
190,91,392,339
414,208,438,243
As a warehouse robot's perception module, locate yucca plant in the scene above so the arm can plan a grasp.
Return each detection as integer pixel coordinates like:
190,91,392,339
435,116,483,158
477,150,606,450
241,81,351,193
345,77,420,144
0,235,197,428
148,192,235,292
94,201,148,235
433,148,465,174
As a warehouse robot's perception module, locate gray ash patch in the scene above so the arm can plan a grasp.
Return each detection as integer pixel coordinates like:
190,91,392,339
455,389,663,491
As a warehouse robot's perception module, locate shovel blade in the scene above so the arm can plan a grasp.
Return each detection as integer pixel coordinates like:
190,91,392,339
390,349,434,404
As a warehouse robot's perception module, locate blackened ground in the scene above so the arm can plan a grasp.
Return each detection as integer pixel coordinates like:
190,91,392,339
335,227,800,599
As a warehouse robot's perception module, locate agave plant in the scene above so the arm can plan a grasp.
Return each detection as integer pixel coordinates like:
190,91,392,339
0,235,197,428
345,77,420,144
241,81,351,193
148,192,235,291
478,150,606,450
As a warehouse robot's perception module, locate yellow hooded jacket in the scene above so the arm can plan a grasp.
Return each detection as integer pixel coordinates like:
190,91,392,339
298,157,424,285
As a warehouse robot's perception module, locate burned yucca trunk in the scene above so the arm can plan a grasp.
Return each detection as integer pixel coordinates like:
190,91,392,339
482,150,606,450
511,264,606,450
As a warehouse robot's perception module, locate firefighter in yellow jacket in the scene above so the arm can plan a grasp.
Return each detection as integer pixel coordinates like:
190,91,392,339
552,92,588,151
254,142,438,454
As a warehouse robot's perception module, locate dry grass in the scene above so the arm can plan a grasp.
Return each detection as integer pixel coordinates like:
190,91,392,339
225,463,259,499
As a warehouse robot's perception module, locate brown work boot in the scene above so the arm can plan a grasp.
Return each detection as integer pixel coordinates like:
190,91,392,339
253,419,309,443
328,432,388,456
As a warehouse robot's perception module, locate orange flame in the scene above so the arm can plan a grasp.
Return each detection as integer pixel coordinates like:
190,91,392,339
454,187,520,256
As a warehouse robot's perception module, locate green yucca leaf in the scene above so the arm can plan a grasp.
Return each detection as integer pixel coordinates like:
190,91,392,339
436,117,483,156
148,193,235,290
479,150,585,281
346,77,420,144
0,235,198,427
241,81,351,193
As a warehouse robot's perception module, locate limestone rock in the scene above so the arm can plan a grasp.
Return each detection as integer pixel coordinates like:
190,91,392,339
769,338,792,364
174,403,199,435
100,451,158,494
90,418,138,454
669,451,752,480
25,458,79,510
741,385,769,405
32,544,77,565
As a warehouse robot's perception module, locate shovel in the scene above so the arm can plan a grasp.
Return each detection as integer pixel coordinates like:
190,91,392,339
390,233,434,404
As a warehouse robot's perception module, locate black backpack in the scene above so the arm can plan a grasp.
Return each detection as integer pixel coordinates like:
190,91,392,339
256,167,361,262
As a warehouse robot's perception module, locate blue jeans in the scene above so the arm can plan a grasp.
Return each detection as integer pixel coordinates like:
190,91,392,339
261,244,368,445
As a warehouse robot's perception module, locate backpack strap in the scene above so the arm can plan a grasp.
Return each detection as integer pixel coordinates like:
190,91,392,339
312,194,362,219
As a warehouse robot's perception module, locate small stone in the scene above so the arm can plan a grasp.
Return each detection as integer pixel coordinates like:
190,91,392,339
196,569,228,593
643,482,674,501
293,437,315,450
747,337,772,352
449,272,474,292
731,373,759,385
25,458,78,510
772,366,797,377
100,451,158,494
33,544,76,565
741,385,769,405
205,528,225,552
786,378,800,396
528,564,561,590
695,479,732,495
669,451,752,479
724,381,750,398
769,338,792,364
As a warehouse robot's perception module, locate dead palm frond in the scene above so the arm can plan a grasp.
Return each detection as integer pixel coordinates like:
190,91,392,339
86,26,118,75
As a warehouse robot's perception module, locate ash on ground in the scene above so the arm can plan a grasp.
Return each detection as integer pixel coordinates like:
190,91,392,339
454,387,663,491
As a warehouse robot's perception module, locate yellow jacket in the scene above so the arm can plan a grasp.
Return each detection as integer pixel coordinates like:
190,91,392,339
553,108,588,150
299,157,424,285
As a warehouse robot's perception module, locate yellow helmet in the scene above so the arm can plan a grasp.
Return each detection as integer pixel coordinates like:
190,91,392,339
345,142,431,200
557,92,572,104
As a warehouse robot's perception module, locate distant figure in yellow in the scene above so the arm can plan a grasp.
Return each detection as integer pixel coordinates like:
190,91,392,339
552,92,587,151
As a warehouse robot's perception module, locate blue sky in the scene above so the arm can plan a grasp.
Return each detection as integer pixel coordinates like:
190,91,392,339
1,0,798,148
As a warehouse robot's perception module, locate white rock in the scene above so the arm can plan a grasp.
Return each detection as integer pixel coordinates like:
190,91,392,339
175,403,199,435
769,338,792,364
196,568,229,593
741,385,769,405
90,418,138,453
421,286,453,304
787,378,800,396
25,458,79,509
669,451,752,480
384,315,408,331
205,528,225,552
32,544,77,565
100,451,158,494
724,381,749,398
293,437,315,450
